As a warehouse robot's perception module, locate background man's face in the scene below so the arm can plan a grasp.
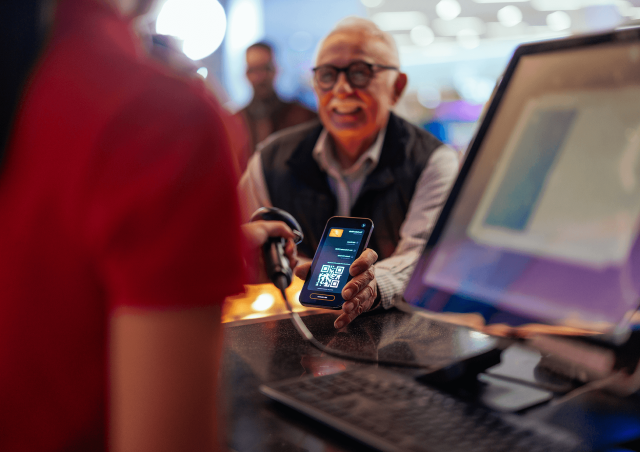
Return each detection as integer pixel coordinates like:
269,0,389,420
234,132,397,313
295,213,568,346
314,30,400,156
246,47,276,100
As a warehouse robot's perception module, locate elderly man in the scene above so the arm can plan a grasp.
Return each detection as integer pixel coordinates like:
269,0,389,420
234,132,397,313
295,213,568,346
239,17,459,328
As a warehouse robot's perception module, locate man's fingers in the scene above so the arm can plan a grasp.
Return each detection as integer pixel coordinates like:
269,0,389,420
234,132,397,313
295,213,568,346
342,267,375,300
294,262,311,280
349,248,378,276
335,280,377,329
351,283,376,310
343,282,376,313
334,297,368,329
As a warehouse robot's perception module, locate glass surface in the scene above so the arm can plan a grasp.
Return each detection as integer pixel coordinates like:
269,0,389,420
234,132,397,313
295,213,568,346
406,39,640,334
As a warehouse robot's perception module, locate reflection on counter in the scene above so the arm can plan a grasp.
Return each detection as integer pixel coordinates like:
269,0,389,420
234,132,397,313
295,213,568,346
223,276,320,323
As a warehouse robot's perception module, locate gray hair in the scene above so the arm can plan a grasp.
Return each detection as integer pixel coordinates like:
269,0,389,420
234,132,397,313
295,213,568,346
314,16,400,66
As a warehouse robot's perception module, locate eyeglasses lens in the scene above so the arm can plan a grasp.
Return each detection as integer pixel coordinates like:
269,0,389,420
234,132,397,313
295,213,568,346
315,67,338,90
314,62,374,90
346,63,373,88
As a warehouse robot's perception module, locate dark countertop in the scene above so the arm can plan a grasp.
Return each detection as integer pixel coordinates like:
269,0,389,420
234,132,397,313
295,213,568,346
221,309,640,452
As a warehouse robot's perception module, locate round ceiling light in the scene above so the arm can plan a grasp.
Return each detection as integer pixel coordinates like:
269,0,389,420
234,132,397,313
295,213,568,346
436,0,462,21
546,11,571,31
156,0,227,61
410,25,435,46
497,5,523,27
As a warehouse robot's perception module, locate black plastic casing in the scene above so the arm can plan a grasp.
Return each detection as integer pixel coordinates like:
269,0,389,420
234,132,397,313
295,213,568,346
299,217,373,309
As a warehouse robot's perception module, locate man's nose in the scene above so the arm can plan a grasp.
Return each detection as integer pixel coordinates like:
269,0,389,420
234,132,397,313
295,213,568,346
333,72,354,95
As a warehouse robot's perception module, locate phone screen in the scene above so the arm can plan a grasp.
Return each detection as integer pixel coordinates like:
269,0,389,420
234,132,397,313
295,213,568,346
300,217,373,309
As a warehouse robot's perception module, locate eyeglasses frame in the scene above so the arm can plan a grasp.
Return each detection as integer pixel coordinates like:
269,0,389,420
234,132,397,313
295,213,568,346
312,61,400,91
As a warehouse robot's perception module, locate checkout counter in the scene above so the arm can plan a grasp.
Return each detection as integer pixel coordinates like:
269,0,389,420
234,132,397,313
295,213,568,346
221,304,640,452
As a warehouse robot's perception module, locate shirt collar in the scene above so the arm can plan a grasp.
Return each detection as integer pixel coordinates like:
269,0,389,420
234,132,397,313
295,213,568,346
312,125,387,178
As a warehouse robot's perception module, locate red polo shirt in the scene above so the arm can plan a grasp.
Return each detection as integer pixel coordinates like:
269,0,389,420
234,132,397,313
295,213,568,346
0,0,245,450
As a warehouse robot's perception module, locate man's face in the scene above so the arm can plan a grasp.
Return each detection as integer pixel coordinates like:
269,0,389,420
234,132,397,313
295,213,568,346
246,47,276,100
314,30,404,158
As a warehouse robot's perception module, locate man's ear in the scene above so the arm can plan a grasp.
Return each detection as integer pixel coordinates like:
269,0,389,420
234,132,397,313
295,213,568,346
391,72,408,105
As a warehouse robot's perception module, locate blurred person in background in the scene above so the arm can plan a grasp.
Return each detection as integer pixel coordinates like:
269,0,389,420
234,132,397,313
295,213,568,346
0,0,300,450
234,41,317,171
240,17,460,330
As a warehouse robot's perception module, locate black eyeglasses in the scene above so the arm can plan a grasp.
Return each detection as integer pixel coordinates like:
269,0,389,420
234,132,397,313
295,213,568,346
312,61,399,91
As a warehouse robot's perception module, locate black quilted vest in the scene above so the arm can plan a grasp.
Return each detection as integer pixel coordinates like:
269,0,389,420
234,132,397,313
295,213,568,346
261,112,443,259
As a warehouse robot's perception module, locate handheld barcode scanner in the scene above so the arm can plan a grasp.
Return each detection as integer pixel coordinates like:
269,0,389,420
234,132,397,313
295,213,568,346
250,207,304,291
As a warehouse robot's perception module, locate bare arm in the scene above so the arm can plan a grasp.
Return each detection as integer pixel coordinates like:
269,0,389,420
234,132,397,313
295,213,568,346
110,305,224,452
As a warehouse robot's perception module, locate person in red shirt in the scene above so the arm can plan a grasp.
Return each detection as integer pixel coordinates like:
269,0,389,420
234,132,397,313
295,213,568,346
0,0,297,450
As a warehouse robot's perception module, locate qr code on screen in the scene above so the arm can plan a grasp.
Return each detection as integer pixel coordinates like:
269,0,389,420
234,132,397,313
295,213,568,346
316,265,344,288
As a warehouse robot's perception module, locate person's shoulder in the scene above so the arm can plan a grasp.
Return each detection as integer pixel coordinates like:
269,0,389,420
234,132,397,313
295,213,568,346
126,66,226,132
285,101,317,117
278,100,318,130
389,113,444,156
258,118,322,154
256,119,322,171
391,113,440,141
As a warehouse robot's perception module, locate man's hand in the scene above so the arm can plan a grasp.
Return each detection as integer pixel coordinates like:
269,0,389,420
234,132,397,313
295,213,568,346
242,221,298,284
295,249,378,329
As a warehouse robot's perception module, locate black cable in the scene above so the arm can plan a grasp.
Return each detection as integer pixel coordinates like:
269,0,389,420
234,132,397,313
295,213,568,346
276,281,596,399
274,276,445,370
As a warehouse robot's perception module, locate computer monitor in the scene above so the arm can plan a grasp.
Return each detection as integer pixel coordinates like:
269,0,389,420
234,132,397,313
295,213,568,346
403,27,640,337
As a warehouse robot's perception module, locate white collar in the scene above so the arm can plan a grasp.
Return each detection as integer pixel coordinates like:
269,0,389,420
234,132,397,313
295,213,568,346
312,126,386,177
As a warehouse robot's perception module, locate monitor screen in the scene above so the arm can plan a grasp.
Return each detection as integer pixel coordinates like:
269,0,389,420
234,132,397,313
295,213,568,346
405,33,640,334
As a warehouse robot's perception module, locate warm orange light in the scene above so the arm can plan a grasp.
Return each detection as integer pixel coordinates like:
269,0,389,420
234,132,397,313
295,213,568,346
222,277,318,323
329,228,343,237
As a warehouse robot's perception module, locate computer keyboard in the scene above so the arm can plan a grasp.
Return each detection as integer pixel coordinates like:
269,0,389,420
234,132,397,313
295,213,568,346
260,367,583,452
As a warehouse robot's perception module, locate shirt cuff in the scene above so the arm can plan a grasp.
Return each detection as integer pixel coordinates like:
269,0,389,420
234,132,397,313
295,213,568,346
376,267,406,310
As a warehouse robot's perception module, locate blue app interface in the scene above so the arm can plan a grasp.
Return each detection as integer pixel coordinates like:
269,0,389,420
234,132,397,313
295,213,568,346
310,227,366,294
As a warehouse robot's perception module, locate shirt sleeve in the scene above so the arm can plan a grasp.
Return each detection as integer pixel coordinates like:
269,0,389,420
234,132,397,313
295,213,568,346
237,150,273,222
84,83,246,310
375,145,460,309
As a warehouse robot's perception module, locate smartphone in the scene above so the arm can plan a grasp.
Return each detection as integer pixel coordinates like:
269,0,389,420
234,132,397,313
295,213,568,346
299,217,374,309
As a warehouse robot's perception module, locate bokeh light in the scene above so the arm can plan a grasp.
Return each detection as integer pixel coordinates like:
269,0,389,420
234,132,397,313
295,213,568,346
410,25,435,46
546,10,572,31
417,86,442,109
196,67,208,78
436,0,462,21
497,5,523,27
361,0,384,7
156,0,227,61
251,293,275,311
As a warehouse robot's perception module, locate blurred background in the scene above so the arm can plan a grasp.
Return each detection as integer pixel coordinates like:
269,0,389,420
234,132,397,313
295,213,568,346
140,0,640,321
145,0,640,154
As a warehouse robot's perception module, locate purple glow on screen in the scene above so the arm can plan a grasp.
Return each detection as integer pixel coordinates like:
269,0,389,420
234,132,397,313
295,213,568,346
417,236,640,329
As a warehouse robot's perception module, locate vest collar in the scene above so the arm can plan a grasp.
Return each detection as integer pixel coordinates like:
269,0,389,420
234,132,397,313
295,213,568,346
286,122,329,193
286,112,410,197
360,112,410,194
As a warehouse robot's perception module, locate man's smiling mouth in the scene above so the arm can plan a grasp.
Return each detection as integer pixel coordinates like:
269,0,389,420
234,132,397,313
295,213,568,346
333,106,362,115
